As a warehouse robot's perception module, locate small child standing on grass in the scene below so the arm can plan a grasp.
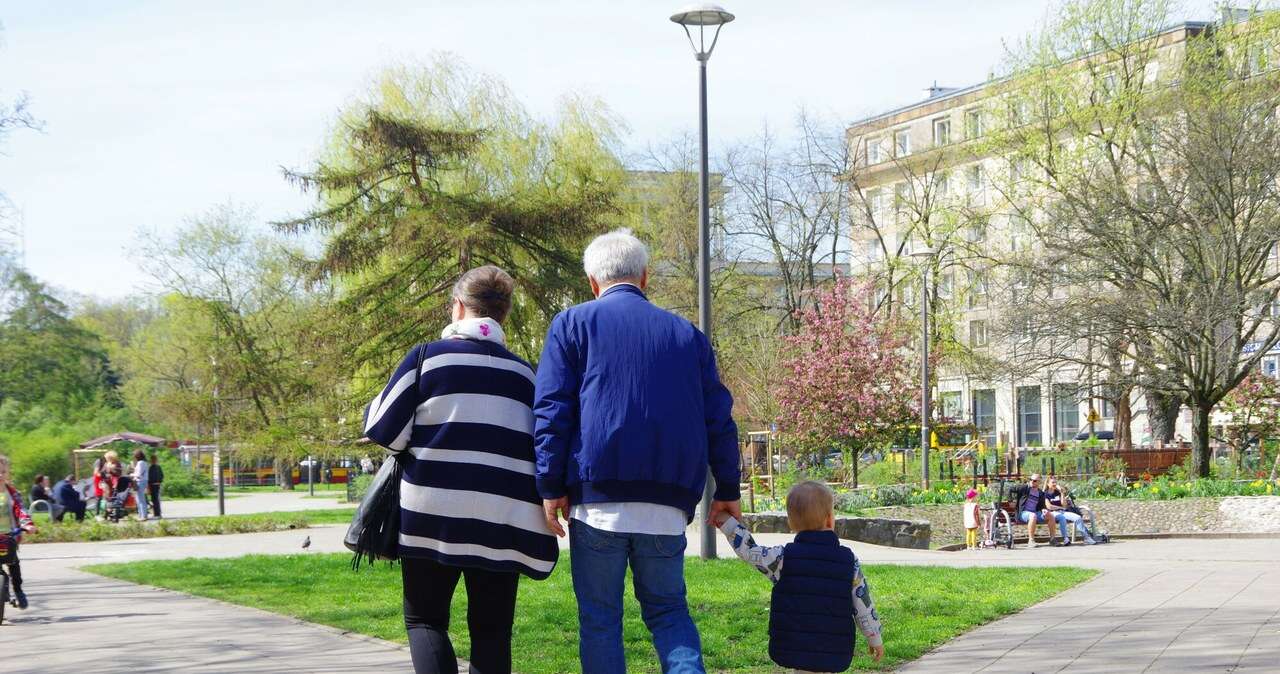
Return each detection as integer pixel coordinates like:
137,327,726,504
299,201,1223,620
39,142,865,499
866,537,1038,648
963,489,983,549
712,480,884,673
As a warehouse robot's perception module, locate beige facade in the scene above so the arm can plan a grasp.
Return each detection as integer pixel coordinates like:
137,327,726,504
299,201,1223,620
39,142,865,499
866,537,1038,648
842,23,1214,449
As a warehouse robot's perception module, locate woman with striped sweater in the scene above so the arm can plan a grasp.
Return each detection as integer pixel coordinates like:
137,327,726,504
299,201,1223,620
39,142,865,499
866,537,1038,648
364,265,558,674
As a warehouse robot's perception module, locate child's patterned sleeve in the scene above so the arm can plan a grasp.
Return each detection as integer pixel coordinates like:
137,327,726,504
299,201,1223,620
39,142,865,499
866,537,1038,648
717,515,786,582
852,556,884,648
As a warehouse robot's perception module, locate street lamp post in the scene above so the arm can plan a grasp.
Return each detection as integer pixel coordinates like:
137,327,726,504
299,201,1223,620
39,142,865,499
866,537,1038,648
671,3,734,560
210,356,225,516
910,247,937,489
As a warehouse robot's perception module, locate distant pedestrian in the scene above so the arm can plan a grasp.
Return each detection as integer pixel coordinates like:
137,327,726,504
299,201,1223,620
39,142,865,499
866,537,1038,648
962,489,983,549
148,452,164,519
92,457,106,518
131,450,150,521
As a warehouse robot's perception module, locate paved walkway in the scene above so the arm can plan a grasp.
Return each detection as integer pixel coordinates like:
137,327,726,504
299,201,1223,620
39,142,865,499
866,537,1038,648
161,490,354,519
10,524,1279,672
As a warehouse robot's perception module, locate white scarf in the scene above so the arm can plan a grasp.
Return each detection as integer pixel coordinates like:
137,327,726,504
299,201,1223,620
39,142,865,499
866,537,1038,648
440,317,506,345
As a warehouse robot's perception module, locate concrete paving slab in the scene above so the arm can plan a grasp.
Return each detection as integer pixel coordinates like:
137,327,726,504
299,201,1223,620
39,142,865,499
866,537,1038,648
11,519,1279,672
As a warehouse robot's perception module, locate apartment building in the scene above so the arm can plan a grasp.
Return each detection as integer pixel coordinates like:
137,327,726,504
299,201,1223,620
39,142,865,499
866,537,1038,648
842,21,1220,449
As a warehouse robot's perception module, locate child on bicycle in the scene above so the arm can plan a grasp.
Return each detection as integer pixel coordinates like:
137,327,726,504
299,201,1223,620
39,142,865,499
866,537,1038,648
962,489,983,549
713,480,884,672
0,453,36,609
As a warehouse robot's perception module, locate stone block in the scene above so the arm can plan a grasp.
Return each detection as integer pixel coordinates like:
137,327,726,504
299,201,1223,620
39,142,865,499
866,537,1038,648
740,512,932,549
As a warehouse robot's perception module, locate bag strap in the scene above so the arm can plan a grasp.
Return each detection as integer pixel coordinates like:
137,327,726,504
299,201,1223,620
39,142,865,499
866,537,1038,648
414,341,429,397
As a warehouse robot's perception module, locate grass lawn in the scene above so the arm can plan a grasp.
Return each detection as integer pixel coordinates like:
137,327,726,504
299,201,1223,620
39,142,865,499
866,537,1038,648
87,553,1095,672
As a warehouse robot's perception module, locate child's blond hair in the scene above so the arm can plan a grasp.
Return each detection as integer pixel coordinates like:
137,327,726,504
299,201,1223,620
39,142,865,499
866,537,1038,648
786,480,835,531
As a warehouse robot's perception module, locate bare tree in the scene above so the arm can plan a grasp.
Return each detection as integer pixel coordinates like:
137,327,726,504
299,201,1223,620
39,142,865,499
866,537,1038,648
722,111,854,329
986,0,1280,473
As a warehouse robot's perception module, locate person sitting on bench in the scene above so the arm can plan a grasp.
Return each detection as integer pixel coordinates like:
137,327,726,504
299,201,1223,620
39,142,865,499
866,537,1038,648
1008,474,1055,548
53,474,86,522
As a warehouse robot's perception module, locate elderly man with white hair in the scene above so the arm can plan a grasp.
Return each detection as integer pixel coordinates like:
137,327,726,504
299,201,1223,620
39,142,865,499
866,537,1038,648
534,228,741,673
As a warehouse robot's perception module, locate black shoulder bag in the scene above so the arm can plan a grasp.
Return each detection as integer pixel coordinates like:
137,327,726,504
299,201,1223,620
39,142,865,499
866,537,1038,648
345,453,403,570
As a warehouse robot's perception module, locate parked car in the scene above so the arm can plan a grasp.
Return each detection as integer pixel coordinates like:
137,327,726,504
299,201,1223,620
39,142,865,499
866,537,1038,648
1073,430,1115,441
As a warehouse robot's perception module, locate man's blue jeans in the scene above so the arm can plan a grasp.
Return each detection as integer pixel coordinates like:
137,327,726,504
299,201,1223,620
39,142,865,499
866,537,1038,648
1020,510,1067,539
569,519,704,673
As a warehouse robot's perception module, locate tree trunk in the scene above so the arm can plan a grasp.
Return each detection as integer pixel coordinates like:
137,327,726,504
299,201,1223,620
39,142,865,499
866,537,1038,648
275,458,294,490
1115,392,1133,451
1145,389,1182,444
1191,403,1213,478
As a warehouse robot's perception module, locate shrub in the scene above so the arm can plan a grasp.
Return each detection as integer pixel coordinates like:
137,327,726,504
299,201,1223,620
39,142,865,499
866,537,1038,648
158,452,211,498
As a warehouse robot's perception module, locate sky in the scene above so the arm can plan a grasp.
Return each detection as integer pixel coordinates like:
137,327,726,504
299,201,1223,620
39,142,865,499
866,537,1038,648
0,0,1217,300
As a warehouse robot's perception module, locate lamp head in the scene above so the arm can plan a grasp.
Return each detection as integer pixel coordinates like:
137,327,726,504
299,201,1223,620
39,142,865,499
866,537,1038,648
671,4,733,60
670,3,735,26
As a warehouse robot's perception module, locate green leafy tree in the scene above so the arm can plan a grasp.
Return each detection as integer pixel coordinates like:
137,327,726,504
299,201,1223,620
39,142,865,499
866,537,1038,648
0,262,120,411
136,205,348,484
277,57,625,380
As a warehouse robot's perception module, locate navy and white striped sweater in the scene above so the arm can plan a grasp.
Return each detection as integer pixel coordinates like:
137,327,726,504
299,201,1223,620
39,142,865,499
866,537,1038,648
364,331,558,579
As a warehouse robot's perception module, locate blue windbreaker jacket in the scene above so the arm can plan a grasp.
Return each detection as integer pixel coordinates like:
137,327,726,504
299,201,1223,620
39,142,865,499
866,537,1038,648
533,284,741,519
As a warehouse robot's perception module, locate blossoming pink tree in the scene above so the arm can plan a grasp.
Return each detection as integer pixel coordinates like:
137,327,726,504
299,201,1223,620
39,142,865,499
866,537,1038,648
775,277,919,486
1219,371,1280,478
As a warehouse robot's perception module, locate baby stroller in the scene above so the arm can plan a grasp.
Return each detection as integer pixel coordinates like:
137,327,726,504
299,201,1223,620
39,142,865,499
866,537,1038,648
106,476,136,523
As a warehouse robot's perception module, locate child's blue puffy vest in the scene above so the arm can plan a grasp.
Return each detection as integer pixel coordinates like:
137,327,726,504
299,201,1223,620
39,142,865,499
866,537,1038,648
768,530,856,672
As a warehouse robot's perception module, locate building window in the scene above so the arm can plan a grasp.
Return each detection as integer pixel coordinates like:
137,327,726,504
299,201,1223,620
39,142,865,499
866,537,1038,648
1101,71,1119,100
941,391,963,420
967,221,987,245
1100,397,1116,419
894,129,911,157
894,183,910,221
969,319,988,347
935,172,950,197
1246,44,1270,77
966,165,983,193
1011,99,1031,125
863,238,882,262
1017,385,1042,447
939,270,955,299
932,118,951,146
1009,157,1025,183
973,389,997,449
965,109,984,138
866,187,885,214
1264,355,1279,378
866,138,883,165
1054,384,1080,442
1143,60,1160,85
968,269,988,308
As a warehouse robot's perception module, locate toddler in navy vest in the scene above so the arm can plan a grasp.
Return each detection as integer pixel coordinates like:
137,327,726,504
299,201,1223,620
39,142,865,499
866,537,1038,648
713,480,884,673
